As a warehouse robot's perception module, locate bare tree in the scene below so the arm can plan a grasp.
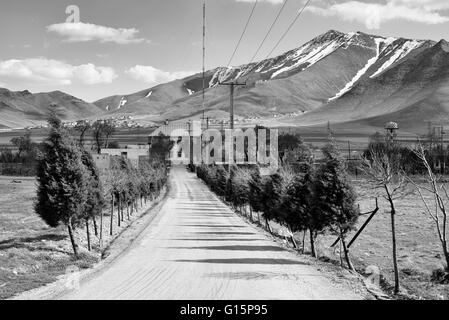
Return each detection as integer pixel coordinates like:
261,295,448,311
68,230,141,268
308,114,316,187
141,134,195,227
361,146,409,294
103,119,116,148
74,120,91,146
409,144,449,272
91,120,116,153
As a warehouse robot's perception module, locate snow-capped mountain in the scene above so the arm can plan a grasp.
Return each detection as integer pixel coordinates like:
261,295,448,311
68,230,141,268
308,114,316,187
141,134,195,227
93,30,448,132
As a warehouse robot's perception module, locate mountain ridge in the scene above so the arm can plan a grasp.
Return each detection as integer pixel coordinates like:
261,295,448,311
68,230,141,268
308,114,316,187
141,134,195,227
1,29,448,132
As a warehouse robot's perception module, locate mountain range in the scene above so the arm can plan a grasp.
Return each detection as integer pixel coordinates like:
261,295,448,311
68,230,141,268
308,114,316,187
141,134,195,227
0,88,103,129
2,30,449,133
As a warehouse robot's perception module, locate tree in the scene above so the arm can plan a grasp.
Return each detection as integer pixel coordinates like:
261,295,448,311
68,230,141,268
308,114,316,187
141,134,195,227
149,133,175,162
103,119,116,148
314,141,360,269
260,167,295,234
81,151,105,250
361,142,409,294
10,130,38,163
92,120,106,154
74,120,91,147
248,167,264,223
278,133,302,161
409,144,449,273
281,143,315,253
230,167,252,218
35,113,89,258
214,165,229,198
92,120,116,154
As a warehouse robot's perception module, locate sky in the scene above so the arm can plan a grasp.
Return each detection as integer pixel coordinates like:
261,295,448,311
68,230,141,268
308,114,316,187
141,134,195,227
0,0,448,102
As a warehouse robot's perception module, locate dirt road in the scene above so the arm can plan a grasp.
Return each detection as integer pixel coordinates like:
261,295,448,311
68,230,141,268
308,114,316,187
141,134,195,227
59,166,364,300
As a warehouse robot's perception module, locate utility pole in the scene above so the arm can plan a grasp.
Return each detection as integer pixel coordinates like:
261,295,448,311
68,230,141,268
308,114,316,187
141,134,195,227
348,140,351,160
201,0,206,125
219,81,246,129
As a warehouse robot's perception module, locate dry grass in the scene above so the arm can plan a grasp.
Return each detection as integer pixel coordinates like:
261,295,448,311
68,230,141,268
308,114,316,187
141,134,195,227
325,179,449,300
240,177,449,299
260,178,449,300
0,176,157,300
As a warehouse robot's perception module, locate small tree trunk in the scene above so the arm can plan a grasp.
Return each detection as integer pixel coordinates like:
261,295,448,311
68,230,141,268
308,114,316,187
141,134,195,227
265,218,272,234
110,195,114,236
249,206,253,222
341,233,355,271
257,211,261,224
117,197,121,227
127,205,130,220
92,218,98,237
310,229,317,258
67,222,78,259
301,231,306,253
387,191,400,295
443,242,449,272
86,219,91,251
100,205,104,247
288,226,298,249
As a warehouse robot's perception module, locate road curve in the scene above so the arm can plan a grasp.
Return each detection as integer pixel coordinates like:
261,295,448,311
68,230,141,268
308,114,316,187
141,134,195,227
60,166,363,300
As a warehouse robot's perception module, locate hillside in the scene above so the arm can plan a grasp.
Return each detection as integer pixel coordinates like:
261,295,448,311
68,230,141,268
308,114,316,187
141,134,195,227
0,88,104,129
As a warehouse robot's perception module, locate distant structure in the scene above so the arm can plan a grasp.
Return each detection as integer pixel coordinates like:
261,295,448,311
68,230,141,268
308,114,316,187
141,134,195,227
93,145,150,170
385,122,399,142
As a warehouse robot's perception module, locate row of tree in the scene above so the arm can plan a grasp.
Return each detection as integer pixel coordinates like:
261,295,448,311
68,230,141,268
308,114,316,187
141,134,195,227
35,113,168,258
197,131,449,295
196,136,360,270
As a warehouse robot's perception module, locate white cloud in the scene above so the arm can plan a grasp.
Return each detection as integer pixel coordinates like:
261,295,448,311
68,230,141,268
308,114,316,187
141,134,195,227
125,65,197,85
306,0,449,29
0,58,117,85
46,22,148,44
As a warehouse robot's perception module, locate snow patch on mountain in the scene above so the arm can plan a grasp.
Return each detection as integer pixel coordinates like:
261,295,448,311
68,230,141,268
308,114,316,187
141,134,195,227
146,91,152,98
118,97,127,109
186,88,194,95
270,40,342,79
329,38,385,102
370,40,423,78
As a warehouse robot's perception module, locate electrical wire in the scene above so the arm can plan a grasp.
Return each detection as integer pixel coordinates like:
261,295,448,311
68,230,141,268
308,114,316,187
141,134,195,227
226,0,259,69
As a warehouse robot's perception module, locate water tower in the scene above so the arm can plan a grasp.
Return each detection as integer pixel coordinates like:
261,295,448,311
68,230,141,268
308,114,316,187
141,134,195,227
385,122,399,142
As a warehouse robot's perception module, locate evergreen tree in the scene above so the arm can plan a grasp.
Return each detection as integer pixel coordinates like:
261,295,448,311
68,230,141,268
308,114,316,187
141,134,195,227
81,151,105,250
248,167,264,223
35,113,89,258
313,140,360,266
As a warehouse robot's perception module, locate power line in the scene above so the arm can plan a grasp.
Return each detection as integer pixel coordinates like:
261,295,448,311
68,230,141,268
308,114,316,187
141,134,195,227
264,0,312,60
236,0,312,82
248,0,290,65
226,0,259,69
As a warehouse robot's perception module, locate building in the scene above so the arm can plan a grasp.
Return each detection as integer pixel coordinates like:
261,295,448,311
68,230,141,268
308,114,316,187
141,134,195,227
95,144,150,169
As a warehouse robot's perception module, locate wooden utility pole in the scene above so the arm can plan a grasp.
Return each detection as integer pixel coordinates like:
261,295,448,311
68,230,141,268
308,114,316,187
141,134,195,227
201,0,206,125
219,81,245,129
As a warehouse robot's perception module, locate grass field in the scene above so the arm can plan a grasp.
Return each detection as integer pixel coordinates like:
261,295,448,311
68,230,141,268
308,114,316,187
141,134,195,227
0,176,100,299
296,180,449,300
0,176,159,300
